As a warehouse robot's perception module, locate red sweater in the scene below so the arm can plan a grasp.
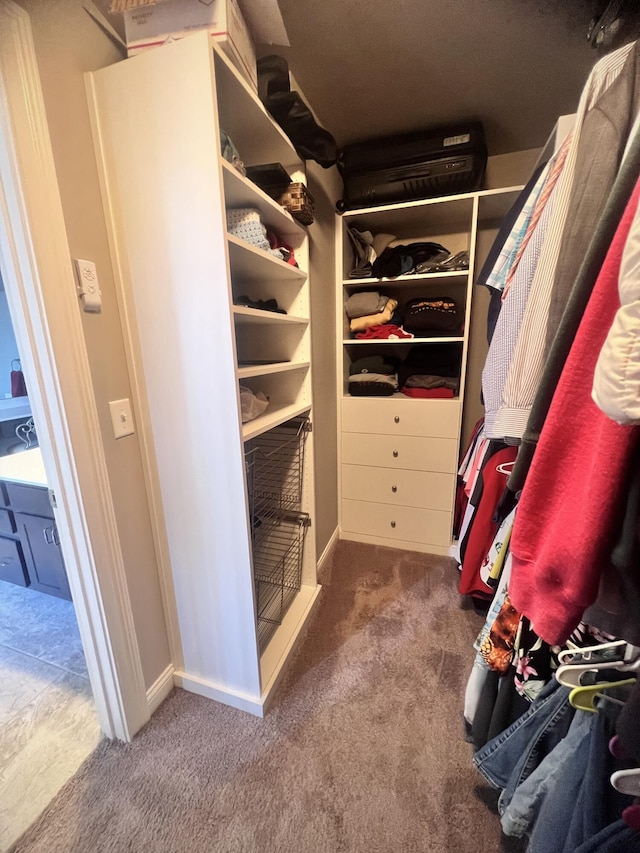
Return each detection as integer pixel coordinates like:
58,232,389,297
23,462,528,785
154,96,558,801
509,181,640,645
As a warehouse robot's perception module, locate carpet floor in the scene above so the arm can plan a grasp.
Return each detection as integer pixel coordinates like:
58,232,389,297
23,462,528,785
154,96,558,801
10,540,523,853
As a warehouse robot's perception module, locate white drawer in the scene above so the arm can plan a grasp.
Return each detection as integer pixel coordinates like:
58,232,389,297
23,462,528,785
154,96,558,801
342,464,455,512
342,396,461,438
341,498,452,547
341,432,458,474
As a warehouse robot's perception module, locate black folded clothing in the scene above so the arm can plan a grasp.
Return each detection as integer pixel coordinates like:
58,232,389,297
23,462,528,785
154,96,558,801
235,295,286,314
372,242,449,278
349,355,399,376
397,344,460,388
348,373,398,396
403,296,462,333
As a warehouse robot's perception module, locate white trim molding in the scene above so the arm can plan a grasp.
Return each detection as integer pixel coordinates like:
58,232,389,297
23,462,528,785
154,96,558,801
317,526,339,577
0,0,148,741
146,665,175,716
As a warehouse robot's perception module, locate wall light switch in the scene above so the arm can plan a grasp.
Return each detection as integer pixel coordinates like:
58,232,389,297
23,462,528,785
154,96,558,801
108,398,135,439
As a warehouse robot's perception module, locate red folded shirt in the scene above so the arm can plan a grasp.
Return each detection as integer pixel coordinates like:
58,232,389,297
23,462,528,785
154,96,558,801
401,387,454,399
355,324,414,340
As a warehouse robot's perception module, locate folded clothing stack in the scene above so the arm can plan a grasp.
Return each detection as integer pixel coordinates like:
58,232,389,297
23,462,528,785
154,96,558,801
349,298,399,333
345,290,388,319
235,295,286,314
397,345,460,399
348,355,399,397
372,241,450,278
403,296,463,334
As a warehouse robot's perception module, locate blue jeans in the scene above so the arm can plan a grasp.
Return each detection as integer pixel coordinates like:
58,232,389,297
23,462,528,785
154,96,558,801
500,709,594,838
473,677,574,814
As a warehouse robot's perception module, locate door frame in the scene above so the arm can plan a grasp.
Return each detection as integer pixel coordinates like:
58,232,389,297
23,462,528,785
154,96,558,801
0,0,149,741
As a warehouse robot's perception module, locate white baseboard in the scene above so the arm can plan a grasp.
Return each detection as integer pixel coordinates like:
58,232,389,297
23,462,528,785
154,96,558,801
173,671,264,717
317,526,339,573
146,664,175,715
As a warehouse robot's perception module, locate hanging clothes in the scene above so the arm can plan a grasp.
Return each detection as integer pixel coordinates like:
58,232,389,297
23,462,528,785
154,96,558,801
543,39,640,356
508,118,640,492
458,444,518,599
493,39,637,441
482,145,566,439
508,179,640,646
593,193,640,424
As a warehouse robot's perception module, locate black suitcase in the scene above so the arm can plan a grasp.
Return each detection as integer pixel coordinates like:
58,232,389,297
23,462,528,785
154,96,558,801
337,123,487,210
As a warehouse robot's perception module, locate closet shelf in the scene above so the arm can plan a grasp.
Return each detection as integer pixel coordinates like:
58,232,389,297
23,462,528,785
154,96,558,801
221,160,305,244
227,234,307,285
237,361,309,379
342,270,468,287
213,44,301,172
341,195,474,234
242,402,312,442
233,306,309,325
344,336,465,345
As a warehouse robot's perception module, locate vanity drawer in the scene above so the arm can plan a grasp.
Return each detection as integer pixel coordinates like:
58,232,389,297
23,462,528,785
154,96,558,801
342,396,460,438
341,432,458,474
5,482,52,517
342,464,456,512
341,498,452,547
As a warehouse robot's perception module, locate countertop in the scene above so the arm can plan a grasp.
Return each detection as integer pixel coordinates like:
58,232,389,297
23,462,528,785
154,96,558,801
0,447,47,487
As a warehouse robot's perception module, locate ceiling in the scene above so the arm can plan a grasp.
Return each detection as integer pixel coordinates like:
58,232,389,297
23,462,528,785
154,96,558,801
271,0,600,156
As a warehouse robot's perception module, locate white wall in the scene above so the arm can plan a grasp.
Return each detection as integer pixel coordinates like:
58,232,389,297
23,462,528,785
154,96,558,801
17,0,171,691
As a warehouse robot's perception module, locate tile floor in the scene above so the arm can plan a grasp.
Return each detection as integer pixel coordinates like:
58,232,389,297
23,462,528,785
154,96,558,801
0,580,102,851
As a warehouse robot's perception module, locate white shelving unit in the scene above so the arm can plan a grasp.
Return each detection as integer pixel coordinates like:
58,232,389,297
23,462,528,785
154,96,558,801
86,32,320,716
336,186,522,555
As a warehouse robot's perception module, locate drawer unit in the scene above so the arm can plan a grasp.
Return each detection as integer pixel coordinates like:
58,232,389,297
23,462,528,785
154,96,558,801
342,464,455,512
341,397,461,438
341,498,452,548
341,432,458,474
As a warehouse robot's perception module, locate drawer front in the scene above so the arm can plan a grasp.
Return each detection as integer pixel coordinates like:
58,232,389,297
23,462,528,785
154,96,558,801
342,464,455,512
341,498,452,547
0,536,28,587
342,397,460,438
0,508,15,535
342,432,458,474
5,482,52,517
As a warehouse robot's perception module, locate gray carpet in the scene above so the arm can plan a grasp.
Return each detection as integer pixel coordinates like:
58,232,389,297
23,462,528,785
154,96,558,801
11,541,520,853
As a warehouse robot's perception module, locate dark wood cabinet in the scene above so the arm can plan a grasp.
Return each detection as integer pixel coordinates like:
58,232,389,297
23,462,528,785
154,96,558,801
0,479,70,600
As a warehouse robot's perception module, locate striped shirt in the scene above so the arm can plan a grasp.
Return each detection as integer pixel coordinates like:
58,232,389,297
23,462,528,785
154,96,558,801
483,177,561,438
484,164,550,294
493,40,635,441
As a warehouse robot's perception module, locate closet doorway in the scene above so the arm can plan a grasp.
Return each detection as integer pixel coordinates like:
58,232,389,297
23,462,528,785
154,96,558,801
0,0,151,841
0,279,101,848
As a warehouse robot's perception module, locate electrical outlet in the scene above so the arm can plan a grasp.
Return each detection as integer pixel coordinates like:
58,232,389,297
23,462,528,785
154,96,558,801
108,398,135,439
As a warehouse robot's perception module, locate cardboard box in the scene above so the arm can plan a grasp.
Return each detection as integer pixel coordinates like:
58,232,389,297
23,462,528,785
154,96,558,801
124,0,257,90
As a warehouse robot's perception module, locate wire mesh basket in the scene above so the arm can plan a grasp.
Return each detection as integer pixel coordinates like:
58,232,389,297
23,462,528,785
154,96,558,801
245,416,311,650
245,416,310,522
252,510,309,649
